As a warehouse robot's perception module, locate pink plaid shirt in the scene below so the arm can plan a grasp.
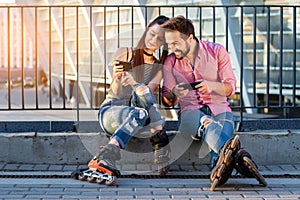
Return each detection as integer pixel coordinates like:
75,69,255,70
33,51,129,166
162,40,236,116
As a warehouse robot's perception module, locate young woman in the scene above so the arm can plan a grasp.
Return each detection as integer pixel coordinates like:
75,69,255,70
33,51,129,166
76,16,170,185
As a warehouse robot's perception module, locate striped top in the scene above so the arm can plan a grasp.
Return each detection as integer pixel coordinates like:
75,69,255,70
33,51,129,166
102,62,160,107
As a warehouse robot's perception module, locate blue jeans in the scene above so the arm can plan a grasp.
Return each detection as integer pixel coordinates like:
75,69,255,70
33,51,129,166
179,108,235,169
98,84,164,149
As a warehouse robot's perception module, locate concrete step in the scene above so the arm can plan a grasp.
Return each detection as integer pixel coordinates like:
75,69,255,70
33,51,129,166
0,129,299,167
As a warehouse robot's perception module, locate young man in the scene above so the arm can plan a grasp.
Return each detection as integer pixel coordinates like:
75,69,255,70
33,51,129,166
161,15,266,191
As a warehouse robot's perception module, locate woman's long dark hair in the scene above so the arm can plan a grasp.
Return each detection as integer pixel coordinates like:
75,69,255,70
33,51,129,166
132,15,169,82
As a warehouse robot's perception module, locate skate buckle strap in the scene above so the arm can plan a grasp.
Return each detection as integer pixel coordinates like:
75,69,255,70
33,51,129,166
98,144,121,161
194,124,205,140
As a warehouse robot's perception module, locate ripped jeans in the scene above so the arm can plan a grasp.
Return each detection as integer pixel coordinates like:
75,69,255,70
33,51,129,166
98,84,164,149
179,108,235,170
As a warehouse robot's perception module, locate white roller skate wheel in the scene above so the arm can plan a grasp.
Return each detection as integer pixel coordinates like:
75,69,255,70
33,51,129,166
105,176,117,186
230,135,239,148
210,179,218,192
78,174,87,181
216,164,225,177
96,177,105,184
87,176,96,183
224,149,232,164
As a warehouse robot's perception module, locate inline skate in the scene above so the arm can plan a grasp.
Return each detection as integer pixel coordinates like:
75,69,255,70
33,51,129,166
72,144,121,186
210,135,240,191
234,149,267,187
150,129,171,176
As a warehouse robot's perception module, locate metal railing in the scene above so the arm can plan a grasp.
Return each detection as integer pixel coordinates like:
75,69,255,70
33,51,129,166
0,4,299,128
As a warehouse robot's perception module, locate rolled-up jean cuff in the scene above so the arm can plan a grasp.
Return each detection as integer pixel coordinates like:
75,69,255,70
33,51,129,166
98,105,111,135
132,83,145,90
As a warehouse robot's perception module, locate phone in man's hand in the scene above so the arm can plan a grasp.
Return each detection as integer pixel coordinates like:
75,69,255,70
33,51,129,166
116,60,133,71
179,81,202,90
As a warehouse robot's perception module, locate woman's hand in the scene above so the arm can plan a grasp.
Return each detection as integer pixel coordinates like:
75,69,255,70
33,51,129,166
121,72,138,87
172,84,189,98
112,61,125,79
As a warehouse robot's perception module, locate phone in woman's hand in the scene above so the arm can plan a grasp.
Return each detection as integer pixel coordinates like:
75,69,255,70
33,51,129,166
116,60,132,71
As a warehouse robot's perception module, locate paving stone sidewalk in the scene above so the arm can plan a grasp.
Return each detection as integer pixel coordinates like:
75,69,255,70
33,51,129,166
0,163,300,199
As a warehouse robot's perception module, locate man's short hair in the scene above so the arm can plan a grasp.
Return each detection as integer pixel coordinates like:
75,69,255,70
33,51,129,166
161,15,195,39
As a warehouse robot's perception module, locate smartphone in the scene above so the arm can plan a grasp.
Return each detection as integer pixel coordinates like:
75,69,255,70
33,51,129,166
116,60,132,71
179,81,202,90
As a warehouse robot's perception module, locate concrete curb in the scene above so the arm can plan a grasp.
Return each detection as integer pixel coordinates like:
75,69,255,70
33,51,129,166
0,129,299,167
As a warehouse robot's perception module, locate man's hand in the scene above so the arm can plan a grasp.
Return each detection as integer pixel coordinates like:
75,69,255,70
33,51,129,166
196,80,213,94
196,80,232,97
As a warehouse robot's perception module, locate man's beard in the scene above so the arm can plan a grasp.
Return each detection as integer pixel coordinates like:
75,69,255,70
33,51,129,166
174,42,190,59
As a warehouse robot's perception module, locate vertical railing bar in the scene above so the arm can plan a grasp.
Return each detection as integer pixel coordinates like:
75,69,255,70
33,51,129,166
62,6,66,109
158,6,161,16
158,6,162,106
213,6,215,43
225,6,228,50
7,7,11,109
199,6,202,40
253,6,257,107
76,6,79,123
266,6,270,108
239,6,244,124
279,6,283,107
49,6,52,109
21,7,25,109
186,6,188,18
172,6,174,17
35,7,39,109
131,6,134,47
89,6,93,109
292,6,297,106
145,6,148,28
103,6,107,100
117,6,120,48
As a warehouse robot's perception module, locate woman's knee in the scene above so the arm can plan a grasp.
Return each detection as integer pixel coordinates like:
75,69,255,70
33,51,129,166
130,107,149,126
